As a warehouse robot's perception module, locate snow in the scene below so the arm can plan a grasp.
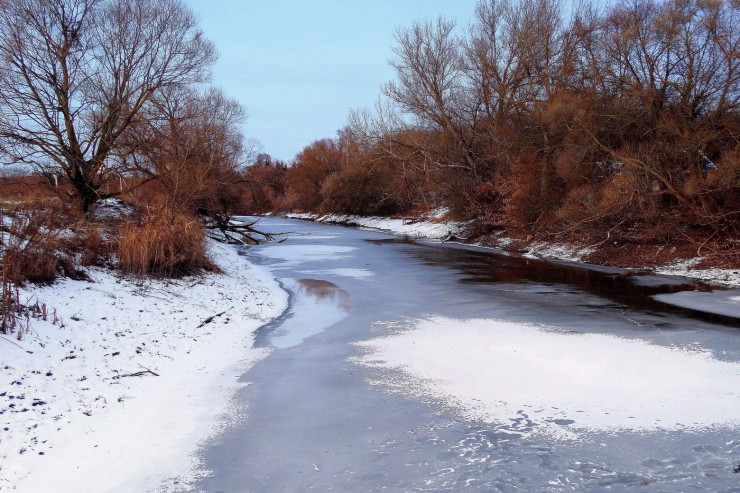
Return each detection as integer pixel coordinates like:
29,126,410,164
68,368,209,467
521,241,596,263
1,241,288,492
654,289,740,318
656,258,740,288
351,317,740,439
88,198,137,221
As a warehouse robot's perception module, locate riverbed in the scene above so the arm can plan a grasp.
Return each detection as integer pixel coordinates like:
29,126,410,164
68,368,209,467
193,217,740,492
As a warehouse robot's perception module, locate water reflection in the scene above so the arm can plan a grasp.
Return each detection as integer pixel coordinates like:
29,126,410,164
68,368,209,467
405,244,740,326
262,278,350,349
296,278,351,311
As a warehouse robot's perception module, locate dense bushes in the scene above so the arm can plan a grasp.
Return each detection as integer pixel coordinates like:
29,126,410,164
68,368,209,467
1,204,113,285
0,200,214,285
251,0,739,259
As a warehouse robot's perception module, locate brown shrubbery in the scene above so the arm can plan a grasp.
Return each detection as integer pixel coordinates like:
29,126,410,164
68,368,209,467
118,210,215,278
1,204,113,285
250,0,739,266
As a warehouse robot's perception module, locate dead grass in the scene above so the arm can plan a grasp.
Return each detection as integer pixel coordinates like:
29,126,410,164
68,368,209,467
2,207,70,284
0,203,115,285
118,210,217,277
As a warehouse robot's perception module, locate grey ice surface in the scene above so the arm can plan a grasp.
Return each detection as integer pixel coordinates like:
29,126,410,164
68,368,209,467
654,289,740,318
627,273,697,287
189,217,740,492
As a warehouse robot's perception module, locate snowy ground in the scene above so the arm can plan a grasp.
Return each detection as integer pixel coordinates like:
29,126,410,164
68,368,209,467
0,241,287,492
351,317,740,440
655,257,740,288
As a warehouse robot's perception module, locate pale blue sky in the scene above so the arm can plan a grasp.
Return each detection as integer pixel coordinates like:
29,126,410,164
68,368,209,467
185,0,479,162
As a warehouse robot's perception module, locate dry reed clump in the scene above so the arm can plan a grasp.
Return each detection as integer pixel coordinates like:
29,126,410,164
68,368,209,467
118,210,216,277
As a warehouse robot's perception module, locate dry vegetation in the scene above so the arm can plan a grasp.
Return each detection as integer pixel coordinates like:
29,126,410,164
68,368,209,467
118,210,216,278
246,0,739,269
0,0,268,337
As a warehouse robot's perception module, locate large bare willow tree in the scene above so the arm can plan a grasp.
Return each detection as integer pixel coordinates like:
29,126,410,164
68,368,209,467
0,0,216,211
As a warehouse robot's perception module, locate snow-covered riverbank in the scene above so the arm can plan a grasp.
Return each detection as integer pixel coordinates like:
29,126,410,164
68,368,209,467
0,241,287,492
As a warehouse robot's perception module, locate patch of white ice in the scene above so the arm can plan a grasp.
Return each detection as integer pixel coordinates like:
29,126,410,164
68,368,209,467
351,317,740,438
653,289,740,318
298,268,374,280
258,244,356,264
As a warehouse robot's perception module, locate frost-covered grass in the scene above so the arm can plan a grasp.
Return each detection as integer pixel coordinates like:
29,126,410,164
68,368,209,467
352,317,740,439
0,241,287,492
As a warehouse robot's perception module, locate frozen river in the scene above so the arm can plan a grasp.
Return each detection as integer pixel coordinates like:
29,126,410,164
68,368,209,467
194,217,740,492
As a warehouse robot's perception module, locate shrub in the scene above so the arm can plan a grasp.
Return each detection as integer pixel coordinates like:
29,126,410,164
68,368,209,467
118,210,216,277
319,165,400,216
0,205,86,284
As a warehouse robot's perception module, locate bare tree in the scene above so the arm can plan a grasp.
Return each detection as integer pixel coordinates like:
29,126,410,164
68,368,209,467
0,0,216,212
129,85,247,214
383,18,486,182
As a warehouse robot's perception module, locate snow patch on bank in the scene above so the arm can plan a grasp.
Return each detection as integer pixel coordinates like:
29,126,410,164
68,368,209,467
351,317,740,438
656,258,740,288
1,241,288,492
521,241,597,263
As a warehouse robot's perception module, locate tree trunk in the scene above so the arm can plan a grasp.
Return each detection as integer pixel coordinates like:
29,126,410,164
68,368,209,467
71,175,101,213
540,131,551,197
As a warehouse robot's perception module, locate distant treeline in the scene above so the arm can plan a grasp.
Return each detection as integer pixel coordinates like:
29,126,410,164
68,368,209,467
246,0,739,252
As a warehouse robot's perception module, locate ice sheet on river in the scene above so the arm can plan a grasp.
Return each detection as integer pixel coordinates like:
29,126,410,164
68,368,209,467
299,268,374,279
352,317,740,439
258,244,356,266
653,289,740,319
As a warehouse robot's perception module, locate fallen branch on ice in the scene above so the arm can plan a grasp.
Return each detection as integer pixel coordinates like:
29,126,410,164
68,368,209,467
199,211,285,246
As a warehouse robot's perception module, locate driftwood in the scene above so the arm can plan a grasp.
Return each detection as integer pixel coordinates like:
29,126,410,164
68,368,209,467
441,232,469,242
199,210,284,246
120,364,159,378
197,308,229,328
